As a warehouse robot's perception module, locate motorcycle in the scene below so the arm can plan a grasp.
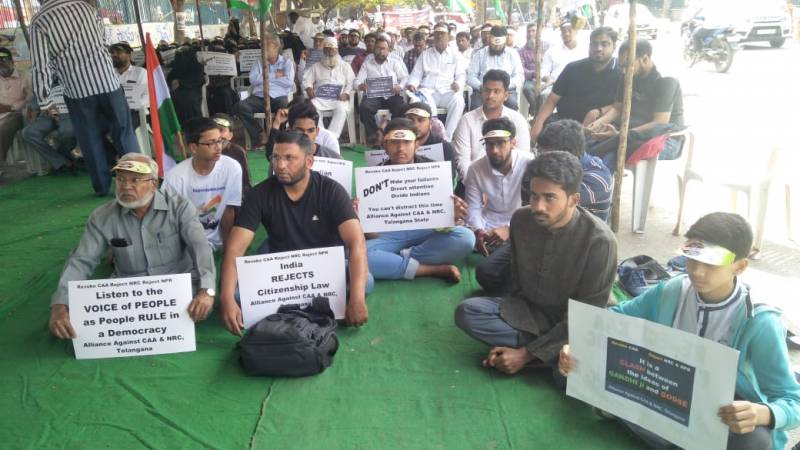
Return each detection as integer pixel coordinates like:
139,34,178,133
681,20,737,73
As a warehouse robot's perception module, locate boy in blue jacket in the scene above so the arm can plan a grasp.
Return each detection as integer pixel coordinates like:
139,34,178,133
559,212,800,450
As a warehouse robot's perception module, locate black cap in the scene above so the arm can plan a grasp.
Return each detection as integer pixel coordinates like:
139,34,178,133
110,42,133,53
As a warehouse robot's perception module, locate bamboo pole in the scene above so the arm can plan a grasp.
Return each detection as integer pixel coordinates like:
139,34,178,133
195,0,206,49
532,0,545,116
609,0,637,233
132,0,146,50
11,0,29,48
260,19,272,143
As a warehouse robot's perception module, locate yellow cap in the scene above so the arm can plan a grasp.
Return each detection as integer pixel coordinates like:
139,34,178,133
405,108,431,118
482,129,513,140
385,129,417,141
111,160,153,175
680,241,737,266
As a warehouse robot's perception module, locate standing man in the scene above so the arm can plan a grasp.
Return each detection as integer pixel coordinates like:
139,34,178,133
303,37,355,140
0,47,32,177
406,27,467,140
30,0,139,196
540,19,586,96
233,34,294,147
354,35,409,140
109,42,148,129
467,26,525,110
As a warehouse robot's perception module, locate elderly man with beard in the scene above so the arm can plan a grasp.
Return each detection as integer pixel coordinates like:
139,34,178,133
302,37,355,140
467,26,524,111
220,131,371,333
48,154,217,339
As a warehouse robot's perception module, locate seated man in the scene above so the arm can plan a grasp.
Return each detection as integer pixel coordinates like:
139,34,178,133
477,119,613,293
21,99,78,174
467,26,524,111
402,102,456,176
559,213,800,450
162,118,242,251
339,29,367,64
220,131,370,334
465,117,533,256
233,34,294,146
0,47,32,176
302,37,355,140
585,39,684,169
406,26,467,140
354,35,409,139
452,70,531,183
265,100,342,159
350,33,375,76
48,154,217,339
366,118,475,282
455,151,616,377
110,42,147,129
212,113,252,193
531,27,621,142
403,31,427,73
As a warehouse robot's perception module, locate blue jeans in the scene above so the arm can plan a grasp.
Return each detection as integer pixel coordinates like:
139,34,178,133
64,88,138,194
21,114,76,170
366,226,475,280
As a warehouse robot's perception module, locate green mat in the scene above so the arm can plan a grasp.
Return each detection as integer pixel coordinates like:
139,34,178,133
0,151,645,449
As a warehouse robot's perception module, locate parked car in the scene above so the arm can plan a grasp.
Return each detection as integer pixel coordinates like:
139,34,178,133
605,3,659,40
684,0,791,48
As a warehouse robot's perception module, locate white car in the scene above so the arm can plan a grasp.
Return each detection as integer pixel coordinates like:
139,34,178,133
605,3,659,40
685,0,791,48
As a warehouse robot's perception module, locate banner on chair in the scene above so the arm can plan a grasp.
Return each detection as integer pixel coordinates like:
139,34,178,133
199,52,237,76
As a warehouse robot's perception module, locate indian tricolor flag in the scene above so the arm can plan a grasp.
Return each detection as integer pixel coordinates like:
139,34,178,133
145,33,181,177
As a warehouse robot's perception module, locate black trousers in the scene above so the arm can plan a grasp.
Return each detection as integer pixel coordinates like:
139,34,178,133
358,94,406,136
475,242,512,294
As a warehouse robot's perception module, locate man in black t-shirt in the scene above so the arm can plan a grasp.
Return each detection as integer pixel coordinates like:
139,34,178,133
530,27,622,142
220,131,370,334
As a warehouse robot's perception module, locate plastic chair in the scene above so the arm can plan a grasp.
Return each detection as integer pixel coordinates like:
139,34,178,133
317,95,357,145
673,140,781,253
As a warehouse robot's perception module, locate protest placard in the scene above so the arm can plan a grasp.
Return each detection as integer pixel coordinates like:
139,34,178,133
417,143,445,162
159,48,176,66
48,85,69,114
121,79,146,110
355,162,454,233
364,149,388,167
566,300,739,450
236,246,347,329
315,84,344,100
238,49,261,73
366,76,393,98
68,274,196,360
199,52,237,76
313,157,353,196
305,49,323,69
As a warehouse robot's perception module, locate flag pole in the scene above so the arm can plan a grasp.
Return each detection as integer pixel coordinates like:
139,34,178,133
532,0,545,115
145,33,165,177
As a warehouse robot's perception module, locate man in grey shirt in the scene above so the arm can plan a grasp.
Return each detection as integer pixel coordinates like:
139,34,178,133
48,154,217,340
455,151,617,382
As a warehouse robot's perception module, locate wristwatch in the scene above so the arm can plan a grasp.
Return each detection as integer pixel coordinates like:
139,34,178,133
203,288,216,297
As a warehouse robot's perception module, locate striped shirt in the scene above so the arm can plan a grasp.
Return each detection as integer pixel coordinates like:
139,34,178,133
29,0,120,107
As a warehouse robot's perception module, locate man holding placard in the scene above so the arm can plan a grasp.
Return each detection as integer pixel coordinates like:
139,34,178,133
302,37,355,140
559,213,800,450
363,118,474,282
455,151,616,376
49,154,217,339
354,35,409,139
220,131,370,333
464,118,532,257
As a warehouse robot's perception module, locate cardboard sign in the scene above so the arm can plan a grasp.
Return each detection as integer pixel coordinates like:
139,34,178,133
313,157,353,197
305,48,323,70
236,246,347,329
417,143,445,162
364,149,388,167
159,48,176,66
355,161,454,233
315,84,343,100
48,85,69,114
567,301,739,450
121,78,146,110
199,51,237,76
366,76,393,98
68,274,196,360
238,49,261,73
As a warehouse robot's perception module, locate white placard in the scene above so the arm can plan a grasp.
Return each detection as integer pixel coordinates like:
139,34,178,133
236,246,347,329
198,51,237,76
121,79,146,110
364,149,388,167
68,274,196,360
567,300,739,450
238,49,261,73
48,85,69,114
159,48,176,66
355,161,454,233
417,143,445,162
313,157,353,197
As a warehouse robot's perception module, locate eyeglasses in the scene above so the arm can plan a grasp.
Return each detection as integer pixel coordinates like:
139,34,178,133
198,139,229,148
116,176,154,187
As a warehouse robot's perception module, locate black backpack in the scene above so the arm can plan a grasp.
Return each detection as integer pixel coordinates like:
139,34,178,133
237,297,339,377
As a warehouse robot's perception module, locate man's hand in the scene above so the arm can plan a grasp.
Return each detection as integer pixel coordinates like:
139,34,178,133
406,84,417,93
558,344,575,376
276,69,286,78
300,49,308,60
339,93,350,102
49,304,77,339
170,79,180,90
482,346,534,375
44,104,59,119
345,297,368,327
392,84,402,95
358,83,367,92
474,229,489,256
452,195,468,223
351,198,360,215
590,123,619,140
0,103,13,114
531,120,544,142
187,290,214,322
220,299,244,336
485,226,509,246
718,401,772,434
272,108,289,129
451,82,460,92
305,88,315,99
582,108,601,126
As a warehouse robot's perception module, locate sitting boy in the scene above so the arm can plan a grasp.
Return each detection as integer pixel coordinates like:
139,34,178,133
559,212,800,450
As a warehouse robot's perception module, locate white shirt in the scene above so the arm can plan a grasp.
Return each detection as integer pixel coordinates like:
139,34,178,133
407,46,467,94
466,46,525,92
541,42,586,83
302,59,355,97
316,128,341,155
465,150,532,230
354,55,409,98
116,64,147,110
293,16,317,49
162,155,242,250
459,48,473,62
451,105,531,180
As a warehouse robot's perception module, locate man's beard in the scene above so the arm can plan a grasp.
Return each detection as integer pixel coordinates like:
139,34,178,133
323,54,339,69
112,59,126,69
117,191,155,210
488,46,505,56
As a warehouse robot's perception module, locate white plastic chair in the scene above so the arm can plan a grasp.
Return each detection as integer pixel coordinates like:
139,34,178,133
356,90,391,145
673,140,780,254
134,107,152,157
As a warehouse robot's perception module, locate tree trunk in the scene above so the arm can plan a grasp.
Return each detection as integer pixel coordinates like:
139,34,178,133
172,0,186,43
261,20,272,143
532,0,545,112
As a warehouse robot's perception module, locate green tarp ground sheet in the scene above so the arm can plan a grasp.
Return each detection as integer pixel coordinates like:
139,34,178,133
0,150,645,449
